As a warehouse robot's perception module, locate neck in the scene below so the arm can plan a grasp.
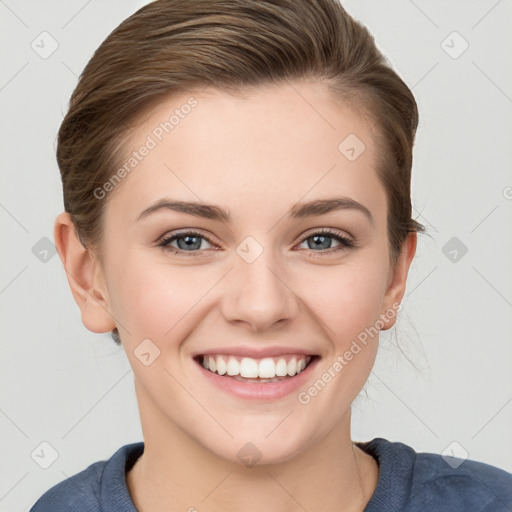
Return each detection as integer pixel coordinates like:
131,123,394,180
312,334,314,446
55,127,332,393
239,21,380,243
127,384,378,512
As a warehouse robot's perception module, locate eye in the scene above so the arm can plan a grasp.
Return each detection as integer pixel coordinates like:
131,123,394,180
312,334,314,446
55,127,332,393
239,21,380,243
296,229,355,256
158,230,216,256
158,228,356,257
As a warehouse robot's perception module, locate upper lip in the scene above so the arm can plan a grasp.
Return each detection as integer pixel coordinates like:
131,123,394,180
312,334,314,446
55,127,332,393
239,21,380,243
193,346,318,359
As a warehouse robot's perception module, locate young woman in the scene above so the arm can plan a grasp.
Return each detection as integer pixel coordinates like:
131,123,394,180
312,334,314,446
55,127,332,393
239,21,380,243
30,1,512,510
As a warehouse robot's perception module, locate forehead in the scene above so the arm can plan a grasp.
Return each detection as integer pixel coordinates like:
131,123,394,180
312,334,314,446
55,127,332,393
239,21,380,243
105,80,386,226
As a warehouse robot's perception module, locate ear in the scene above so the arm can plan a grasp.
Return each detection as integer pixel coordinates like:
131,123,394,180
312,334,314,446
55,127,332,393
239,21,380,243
379,232,417,331
54,212,117,334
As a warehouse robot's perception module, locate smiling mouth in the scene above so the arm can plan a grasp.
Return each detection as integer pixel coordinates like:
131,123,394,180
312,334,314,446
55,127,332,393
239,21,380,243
193,354,319,383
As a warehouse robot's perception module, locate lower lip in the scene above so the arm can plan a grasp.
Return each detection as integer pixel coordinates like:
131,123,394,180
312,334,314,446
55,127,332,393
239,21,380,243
194,356,320,401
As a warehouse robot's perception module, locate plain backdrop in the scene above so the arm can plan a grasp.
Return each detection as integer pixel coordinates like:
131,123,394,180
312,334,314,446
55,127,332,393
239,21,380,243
1,1,511,510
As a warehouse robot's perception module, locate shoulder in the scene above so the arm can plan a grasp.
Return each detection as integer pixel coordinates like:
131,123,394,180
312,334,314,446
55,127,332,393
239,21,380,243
29,442,144,512
411,449,512,511
358,437,512,512
29,460,105,512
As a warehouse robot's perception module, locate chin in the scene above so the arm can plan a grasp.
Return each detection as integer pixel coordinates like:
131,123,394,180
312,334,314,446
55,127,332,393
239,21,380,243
203,429,312,468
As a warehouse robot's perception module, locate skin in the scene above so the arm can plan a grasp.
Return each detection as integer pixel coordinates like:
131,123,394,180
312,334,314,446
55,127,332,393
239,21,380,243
55,79,416,511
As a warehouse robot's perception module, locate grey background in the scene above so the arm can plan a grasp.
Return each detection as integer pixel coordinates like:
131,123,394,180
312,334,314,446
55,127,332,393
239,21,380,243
1,0,511,510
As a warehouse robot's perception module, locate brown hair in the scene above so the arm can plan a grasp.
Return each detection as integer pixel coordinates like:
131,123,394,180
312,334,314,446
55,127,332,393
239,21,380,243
56,0,426,344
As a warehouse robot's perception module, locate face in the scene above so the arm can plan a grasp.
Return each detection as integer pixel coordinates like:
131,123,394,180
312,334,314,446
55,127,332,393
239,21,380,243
85,80,412,465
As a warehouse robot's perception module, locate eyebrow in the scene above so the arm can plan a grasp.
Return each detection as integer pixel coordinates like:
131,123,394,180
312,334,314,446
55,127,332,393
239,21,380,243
136,196,374,225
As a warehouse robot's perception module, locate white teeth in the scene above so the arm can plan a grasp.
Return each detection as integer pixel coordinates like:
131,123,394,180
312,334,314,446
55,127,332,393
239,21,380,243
287,358,297,376
201,354,312,379
276,358,288,377
258,358,275,378
216,355,227,375
226,356,240,376
240,358,259,378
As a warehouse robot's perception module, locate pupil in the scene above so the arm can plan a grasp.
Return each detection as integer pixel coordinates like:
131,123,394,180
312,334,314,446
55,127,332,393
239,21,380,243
311,235,330,250
179,235,201,250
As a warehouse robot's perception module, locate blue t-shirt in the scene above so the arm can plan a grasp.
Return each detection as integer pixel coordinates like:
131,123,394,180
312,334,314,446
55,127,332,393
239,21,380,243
30,437,512,511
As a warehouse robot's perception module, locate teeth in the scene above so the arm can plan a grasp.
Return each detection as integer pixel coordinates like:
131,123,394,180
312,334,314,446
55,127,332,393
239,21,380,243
287,358,297,376
216,355,227,375
201,354,312,379
240,357,259,378
227,356,240,376
258,358,275,378
275,358,288,376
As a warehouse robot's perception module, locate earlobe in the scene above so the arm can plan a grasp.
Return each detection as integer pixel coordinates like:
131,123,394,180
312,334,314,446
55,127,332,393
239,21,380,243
54,212,117,334
379,232,417,331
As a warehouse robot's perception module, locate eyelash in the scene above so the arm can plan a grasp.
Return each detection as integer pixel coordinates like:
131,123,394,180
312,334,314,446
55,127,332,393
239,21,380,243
158,228,356,257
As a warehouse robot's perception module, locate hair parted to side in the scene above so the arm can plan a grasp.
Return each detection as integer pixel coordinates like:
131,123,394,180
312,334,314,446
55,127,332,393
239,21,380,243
56,0,426,346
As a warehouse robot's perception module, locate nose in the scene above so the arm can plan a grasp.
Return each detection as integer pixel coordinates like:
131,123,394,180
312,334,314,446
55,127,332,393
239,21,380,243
220,246,299,333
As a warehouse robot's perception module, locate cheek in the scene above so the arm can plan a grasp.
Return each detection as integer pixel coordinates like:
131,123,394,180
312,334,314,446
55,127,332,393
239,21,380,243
289,266,386,426
107,255,202,344
303,262,388,346
107,256,239,366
